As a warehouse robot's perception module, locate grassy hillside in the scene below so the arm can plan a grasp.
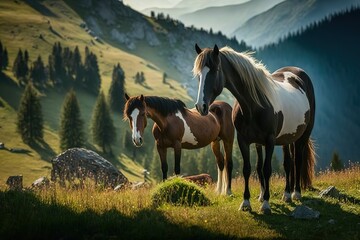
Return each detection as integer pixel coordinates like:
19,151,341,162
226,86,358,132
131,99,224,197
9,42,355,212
0,0,191,185
1,166,359,239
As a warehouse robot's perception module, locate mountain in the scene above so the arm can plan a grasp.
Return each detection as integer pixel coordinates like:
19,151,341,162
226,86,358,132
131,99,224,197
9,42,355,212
233,0,360,48
257,7,360,168
177,0,284,35
123,0,181,11
142,0,249,19
64,0,249,99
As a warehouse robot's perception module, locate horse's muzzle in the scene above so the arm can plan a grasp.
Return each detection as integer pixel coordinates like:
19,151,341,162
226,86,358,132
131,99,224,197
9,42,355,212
195,102,209,116
133,137,143,147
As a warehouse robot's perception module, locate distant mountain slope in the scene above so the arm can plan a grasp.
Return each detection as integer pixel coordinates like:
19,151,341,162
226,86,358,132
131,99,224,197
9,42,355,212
142,0,249,18
234,0,360,48
178,0,284,35
65,0,250,99
257,7,360,167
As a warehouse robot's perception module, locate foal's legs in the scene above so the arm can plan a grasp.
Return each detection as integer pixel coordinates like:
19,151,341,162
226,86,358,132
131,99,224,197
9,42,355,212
211,140,225,195
223,139,233,195
238,135,252,211
282,144,293,203
156,144,168,180
174,140,182,175
256,144,265,202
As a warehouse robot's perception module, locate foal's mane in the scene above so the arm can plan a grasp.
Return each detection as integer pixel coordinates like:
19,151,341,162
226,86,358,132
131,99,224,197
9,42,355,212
124,95,187,118
145,96,187,116
193,46,278,108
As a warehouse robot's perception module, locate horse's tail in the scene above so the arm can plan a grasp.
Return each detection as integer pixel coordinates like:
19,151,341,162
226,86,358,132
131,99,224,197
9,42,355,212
301,137,316,189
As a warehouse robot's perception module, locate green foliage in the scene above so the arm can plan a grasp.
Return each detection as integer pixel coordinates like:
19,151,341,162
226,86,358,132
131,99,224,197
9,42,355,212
91,91,116,153
134,71,145,84
83,46,101,95
30,55,47,86
151,177,210,207
17,83,43,143
0,40,9,70
330,151,344,171
12,48,29,85
59,89,85,151
108,63,126,113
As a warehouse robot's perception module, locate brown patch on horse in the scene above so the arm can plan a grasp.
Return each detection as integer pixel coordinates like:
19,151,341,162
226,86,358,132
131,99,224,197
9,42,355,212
183,173,213,187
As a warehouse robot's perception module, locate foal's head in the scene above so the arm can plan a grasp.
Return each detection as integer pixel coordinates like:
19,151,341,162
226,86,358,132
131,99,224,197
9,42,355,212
124,93,147,147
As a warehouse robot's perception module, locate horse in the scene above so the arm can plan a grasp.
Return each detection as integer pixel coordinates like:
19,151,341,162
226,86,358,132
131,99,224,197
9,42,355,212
123,93,235,195
193,44,316,214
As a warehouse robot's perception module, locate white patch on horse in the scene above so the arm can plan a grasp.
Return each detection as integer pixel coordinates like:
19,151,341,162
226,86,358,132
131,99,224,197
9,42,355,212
130,108,141,143
273,72,310,138
196,66,210,104
175,111,198,145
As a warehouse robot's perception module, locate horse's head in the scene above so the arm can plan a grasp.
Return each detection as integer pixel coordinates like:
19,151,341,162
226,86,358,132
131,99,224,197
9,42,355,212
124,93,147,147
193,44,224,116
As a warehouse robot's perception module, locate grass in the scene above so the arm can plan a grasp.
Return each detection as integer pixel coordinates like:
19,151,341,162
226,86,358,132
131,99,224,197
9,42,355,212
1,166,359,239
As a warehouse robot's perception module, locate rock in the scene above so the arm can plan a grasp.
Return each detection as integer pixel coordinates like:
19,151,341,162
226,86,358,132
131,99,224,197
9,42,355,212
183,173,213,187
51,148,128,188
131,181,151,190
31,176,50,189
319,186,340,199
291,205,320,219
6,175,23,191
0,142,5,149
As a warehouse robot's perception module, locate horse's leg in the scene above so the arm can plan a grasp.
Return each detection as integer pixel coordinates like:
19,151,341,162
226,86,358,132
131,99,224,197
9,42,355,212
211,140,224,194
256,144,265,202
238,136,251,211
223,139,233,195
282,145,292,203
290,143,295,193
157,144,168,181
260,135,275,214
174,140,181,176
292,140,305,200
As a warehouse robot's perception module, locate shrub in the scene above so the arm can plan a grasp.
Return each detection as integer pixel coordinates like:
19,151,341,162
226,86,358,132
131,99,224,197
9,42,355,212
151,177,210,207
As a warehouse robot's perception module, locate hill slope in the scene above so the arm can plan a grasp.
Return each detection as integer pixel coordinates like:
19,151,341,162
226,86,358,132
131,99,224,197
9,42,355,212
234,0,360,48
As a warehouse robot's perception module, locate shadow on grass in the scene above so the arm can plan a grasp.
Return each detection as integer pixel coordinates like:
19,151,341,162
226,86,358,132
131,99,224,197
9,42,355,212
251,196,360,240
29,139,57,162
0,190,230,240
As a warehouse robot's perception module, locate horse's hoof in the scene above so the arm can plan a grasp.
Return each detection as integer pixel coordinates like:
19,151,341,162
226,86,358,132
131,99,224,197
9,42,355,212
291,191,302,201
260,201,272,214
258,187,264,202
258,195,264,202
282,192,292,203
226,189,232,196
239,200,252,211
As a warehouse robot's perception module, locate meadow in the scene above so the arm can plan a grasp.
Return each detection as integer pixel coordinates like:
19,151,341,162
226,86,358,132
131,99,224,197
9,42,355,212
1,166,359,240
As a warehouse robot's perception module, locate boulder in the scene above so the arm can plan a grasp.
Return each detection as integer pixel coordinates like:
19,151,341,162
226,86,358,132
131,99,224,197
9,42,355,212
291,205,320,219
51,148,128,188
319,186,340,199
31,176,50,189
183,173,213,187
6,175,23,191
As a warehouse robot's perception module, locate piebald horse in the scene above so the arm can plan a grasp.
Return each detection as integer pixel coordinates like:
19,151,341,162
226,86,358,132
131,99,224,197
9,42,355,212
193,44,316,213
124,94,235,195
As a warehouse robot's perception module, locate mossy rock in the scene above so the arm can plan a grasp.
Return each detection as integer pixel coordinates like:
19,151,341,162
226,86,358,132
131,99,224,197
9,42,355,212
151,177,210,207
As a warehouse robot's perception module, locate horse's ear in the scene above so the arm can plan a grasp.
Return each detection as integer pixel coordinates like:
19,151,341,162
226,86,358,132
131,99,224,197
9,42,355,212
140,94,144,102
195,43,202,54
125,93,130,100
213,44,219,56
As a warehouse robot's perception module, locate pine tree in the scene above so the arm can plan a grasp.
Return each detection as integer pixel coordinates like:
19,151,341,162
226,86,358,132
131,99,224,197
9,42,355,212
330,151,344,171
0,41,3,70
91,91,116,153
13,49,29,84
83,48,101,94
108,63,126,113
30,55,47,86
162,72,167,84
2,48,8,70
72,46,83,84
59,89,85,151
17,83,43,143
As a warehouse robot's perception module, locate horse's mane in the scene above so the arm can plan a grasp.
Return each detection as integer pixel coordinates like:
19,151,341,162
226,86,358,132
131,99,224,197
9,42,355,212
145,96,187,116
193,46,278,108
